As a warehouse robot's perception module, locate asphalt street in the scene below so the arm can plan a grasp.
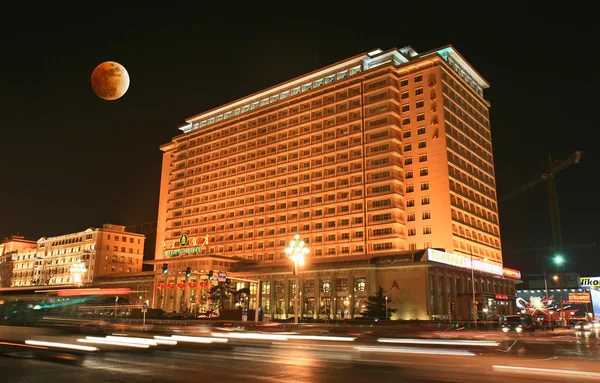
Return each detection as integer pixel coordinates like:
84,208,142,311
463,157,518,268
2,329,600,382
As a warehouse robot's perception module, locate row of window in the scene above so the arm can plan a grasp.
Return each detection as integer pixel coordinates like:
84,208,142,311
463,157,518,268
106,234,140,244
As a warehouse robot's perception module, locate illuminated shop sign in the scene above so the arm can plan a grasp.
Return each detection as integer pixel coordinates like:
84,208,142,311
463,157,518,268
569,292,591,303
165,247,204,257
495,294,509,300
502,267,521,279
427,249,503,276
581,277,600,286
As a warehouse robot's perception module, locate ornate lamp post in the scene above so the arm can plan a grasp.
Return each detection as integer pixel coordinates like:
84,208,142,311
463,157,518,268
284,234,309,324
69,261,87,286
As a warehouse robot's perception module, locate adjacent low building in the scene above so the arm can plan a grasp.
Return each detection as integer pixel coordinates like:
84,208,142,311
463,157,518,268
1,224,145,288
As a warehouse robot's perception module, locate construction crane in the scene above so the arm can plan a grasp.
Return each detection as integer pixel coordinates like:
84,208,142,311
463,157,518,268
499,151,583,254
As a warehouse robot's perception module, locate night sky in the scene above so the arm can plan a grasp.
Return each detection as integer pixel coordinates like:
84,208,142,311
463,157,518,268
1,4,597,275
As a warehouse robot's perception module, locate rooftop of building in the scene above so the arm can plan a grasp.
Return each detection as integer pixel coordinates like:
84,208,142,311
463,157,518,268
171,44,488,137
1,235,37,245
39,223,145,242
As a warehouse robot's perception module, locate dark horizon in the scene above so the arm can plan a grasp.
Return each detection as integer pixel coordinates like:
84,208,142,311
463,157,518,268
1,3,597,276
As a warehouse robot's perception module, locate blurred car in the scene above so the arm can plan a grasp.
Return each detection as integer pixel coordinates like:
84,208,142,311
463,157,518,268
501,314,534,334
79,320,110,334
573,320,592,331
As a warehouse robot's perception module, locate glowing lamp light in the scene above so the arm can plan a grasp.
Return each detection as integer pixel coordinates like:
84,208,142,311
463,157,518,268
554,255,564,265
69,261,87,285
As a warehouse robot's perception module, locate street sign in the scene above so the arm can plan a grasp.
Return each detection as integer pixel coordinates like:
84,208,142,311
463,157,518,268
218,272,226,282
142,303,148,313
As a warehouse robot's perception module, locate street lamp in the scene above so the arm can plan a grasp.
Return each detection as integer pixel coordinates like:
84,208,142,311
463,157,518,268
482,307,489,331
553,255,565,288
69,261,87,286
554,255,564,266
385,296,388,320
284,234,309,325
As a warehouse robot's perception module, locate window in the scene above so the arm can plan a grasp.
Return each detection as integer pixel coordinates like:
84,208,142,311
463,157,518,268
401,104,410,112
418,140,427,149
417,126,426,135
404,157,413,165
421,182,429,191
403,130,411,139
407,213,416,221
406,199,415,207
420,168,428,176
423,226,432,234
401,91,409,99
408,228,416,236
416,114,425,122
422,211,431,220
419,154,428,162
402,117,410,125
414,75,422,83
405,170,413,179
422,196,430,205
403,144,412,152
416,100,424,109
415,88,423,95
400,79,409,87
406,185,414,193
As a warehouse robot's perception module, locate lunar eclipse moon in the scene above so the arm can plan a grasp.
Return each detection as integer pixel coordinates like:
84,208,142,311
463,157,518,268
90,61,130,100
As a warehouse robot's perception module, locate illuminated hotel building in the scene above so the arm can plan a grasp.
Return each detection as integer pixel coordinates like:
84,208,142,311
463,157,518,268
2,224,145,288
0,236,37,287
154,45,521,320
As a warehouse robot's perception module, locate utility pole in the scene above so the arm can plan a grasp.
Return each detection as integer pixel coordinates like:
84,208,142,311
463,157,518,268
470,246,477,328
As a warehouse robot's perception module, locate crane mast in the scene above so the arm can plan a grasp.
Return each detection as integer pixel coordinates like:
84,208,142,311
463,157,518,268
500,151,582,255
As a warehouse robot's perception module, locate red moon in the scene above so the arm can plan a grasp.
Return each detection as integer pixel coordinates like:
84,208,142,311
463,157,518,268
90,61,130,100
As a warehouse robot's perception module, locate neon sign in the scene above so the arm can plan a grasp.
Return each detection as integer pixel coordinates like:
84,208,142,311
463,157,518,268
502,267,521,279
427,249,503,276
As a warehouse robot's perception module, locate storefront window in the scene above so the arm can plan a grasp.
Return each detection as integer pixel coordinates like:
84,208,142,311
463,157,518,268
437,275,443,314
261,281,271,295
304,279,315,293
275,280,284,294
454,278,461,314
262,298,271,314
304,297,315,316
447,276,452,314
354,277,366,292
355,297,367,316
289,280,297,295
321,278,331,294
337,277,348,292
428,274,435,315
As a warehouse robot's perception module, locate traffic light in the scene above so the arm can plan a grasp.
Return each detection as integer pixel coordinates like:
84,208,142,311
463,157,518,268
162,263,168,274
450,302,455,312
186,267,192,278
207,270,214,280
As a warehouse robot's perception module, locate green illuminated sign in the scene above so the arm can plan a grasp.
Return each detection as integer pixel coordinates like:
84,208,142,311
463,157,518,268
165,246,204,257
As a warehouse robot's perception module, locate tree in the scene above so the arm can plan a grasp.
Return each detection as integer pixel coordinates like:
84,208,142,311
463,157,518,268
233,287,251,309
0,266,11,288
32,264,56,286
362,286,396,320
209,282,233,314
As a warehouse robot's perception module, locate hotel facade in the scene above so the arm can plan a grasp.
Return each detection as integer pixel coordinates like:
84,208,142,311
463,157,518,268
154,45,521,320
